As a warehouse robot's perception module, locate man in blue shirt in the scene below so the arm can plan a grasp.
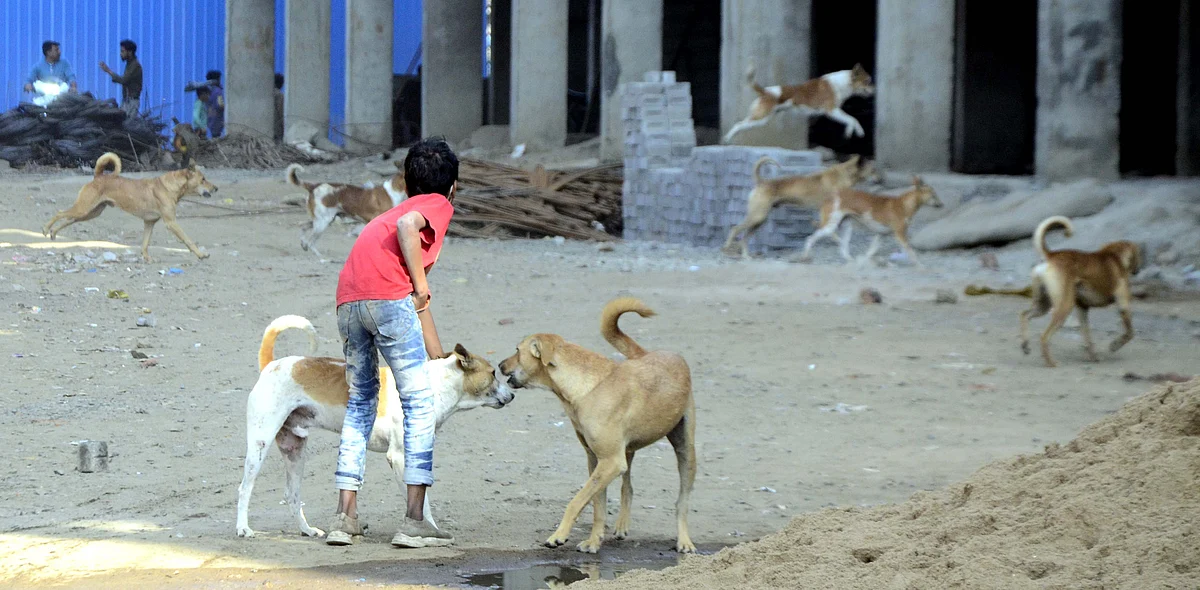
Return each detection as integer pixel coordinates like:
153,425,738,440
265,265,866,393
24,40,77,94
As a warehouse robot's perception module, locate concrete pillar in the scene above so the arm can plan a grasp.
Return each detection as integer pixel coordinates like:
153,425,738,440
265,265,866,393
510,0,568,150
345,0,394,152
225,0,276,137
875,0,955,171
599,0,663,161
1035,0,1122,181
488,0,512,125
285,0,331,138
720,0,811,149
423,0,483,143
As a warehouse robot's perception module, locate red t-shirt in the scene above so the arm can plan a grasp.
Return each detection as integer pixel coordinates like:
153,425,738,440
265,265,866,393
336,193,455,307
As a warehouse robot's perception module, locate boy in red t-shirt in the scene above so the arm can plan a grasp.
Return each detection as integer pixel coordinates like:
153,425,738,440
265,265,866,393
326,138,457,548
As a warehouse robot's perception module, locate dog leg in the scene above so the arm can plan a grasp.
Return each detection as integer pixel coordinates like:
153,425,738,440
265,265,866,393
667,414,697,554
612,450,636,540
279,431,323,537
1076,307,1099,362
1108,283,1135,353
894,232,923,269
578,447,607,553
1039,284,1075,368
45,202,108,240
723,197,771,260
827,108,866,138
303,205,338,256
236,438,271,538
1019,276,1050,355
723,117,768,143
858,234,881,269
545,455,626,551
162,216,209,260
140,220,157,262
801,214,844,263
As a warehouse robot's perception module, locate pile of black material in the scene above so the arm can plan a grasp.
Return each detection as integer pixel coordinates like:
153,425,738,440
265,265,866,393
0,93,167,168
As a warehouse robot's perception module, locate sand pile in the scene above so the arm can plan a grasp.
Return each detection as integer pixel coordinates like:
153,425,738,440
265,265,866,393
583,380,1200,590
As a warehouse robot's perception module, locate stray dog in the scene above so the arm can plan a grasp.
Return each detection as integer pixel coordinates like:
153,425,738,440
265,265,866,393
286,163,406,256
724,64,875,143
1019,216,1142,367
42,152,217,262
722,155,879,258
236,315,515,539
799,176,943,267
499,298,696,554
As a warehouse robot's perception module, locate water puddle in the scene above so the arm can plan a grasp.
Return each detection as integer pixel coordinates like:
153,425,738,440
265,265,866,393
460,559,674,589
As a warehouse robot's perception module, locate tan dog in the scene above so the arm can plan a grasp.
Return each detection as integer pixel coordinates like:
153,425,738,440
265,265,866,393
236,315,514,539
286,163,406,256
1019,216,1142,367
724,64,875,143
722,155,879,258
42,152,217,261
799,176,943,267
499,298,696,554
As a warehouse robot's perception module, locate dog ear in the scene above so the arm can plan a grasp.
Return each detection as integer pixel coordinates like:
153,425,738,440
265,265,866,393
393,160,404,170
453,343,479,370
529,337,557,367
912,175,923,186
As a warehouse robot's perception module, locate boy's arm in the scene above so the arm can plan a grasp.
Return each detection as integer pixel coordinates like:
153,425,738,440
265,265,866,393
397,211,445,359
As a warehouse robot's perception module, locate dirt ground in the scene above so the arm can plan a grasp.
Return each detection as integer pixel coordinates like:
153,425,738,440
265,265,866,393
0,165,1198,588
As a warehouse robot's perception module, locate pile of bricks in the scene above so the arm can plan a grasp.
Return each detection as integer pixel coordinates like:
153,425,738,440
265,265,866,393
620,71,826,252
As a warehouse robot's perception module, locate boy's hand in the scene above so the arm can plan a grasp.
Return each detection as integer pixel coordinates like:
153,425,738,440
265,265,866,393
411,284,431,312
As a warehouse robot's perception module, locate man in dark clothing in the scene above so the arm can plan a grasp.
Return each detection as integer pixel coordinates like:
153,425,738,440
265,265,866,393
101,39,143,117
274,73,285,143
205,70,226,138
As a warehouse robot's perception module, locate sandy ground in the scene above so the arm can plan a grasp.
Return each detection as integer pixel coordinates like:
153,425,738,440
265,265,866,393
0,166,1198,588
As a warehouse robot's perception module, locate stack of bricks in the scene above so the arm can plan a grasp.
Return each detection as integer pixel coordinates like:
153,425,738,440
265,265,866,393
620,71,824,252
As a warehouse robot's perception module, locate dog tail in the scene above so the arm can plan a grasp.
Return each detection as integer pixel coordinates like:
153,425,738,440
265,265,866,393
752,157,778,185
258,315,319,372
285,163,304,187
94,152,121,177
1033,215,1073,260
745,65,768,97
600,297,656,360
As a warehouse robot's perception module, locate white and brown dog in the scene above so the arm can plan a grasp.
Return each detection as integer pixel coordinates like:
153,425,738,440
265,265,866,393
286,163,407,256
1019,216,1142,367
499,298,696,554
799,176,943,267
236,315,514,539
724,64,875,143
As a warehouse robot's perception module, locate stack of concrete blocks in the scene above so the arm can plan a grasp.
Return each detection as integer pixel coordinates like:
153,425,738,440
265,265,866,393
621,71,824,253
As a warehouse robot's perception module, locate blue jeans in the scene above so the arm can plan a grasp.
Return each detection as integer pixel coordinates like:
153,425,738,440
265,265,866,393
335,298,435,490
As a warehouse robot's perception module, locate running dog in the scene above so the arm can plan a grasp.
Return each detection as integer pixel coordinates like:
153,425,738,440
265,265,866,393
724,64,875,143
286,163,406,256
799,176,943,267
499,298,696,554
1019,216,1142,367
236,315,515,539
42,152,217,262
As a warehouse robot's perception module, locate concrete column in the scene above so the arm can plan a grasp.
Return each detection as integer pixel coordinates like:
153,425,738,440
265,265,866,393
285,0,331,138
1035,0,1122,181
510,0,568,149
345,0,394,152
720,0,811,149
599,0,663,161
875,0,954,171
488,0,512,125
423,0,483,143
225,0,276,137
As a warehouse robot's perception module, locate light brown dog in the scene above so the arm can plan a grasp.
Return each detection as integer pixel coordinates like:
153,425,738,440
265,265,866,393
722,155,879,258
1019,216,1142,367
42,152,217,262
286,163,406,256
724,64,875,142
498,298,696,554
799,176,943,267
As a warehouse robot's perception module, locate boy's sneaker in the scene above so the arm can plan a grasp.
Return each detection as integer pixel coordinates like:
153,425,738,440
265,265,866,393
325,512,365,546
390,517,454,548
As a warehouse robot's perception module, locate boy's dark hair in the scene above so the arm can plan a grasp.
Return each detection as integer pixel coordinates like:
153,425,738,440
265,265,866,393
274,73,284,90
120,39,137,55
196,86,212,98
42,41,59,56
206,70,222,82
403,137,459,198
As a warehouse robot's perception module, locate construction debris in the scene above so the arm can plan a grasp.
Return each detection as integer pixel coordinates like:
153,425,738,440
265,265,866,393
0,94,166,169
449,158,623,241
188,132,340,170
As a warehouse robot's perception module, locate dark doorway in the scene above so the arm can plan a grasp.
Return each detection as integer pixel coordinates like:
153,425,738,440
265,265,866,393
567,0,601,136
662,0,721,135
951,0,1037,174
1121,0,1181,176
810,0,877,157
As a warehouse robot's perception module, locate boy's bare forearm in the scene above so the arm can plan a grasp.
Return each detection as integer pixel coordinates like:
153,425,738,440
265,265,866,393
417,309,444,359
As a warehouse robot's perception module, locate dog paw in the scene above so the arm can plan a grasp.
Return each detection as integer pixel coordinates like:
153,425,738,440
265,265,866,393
544,534,569,548
612,526,629,540
676,539,697,554
1108,340,1126,353
236,527,255,538
301,526,325,538
197,251,210,260
1020,341,1031,355
576,538,602,553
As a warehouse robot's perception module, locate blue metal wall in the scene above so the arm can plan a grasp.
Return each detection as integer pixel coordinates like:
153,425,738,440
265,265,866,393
2,1,445,138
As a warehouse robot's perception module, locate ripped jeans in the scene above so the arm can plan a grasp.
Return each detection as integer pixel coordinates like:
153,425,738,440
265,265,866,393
335,298,435,490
